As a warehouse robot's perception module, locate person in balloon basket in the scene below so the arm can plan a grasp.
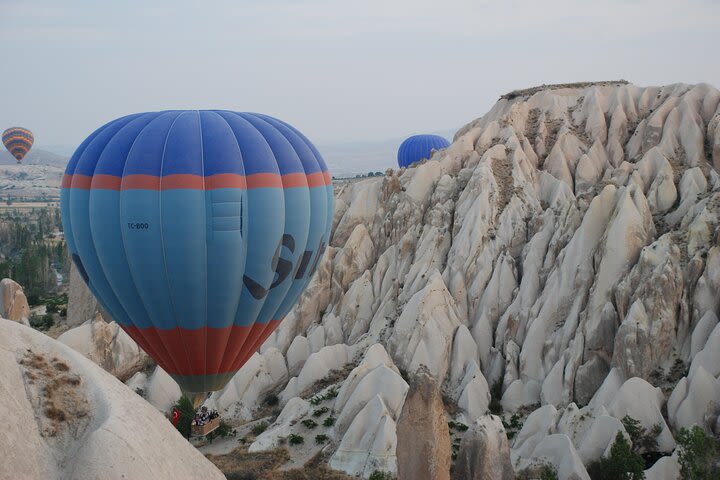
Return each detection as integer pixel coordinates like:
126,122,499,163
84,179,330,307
194,406,210,426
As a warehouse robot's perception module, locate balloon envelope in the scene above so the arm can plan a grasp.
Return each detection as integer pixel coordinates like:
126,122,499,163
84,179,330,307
397,134,450,168
2,127,34,163
61,111,333,393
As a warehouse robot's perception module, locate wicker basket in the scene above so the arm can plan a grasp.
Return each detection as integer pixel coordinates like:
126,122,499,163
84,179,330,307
191,417,220,437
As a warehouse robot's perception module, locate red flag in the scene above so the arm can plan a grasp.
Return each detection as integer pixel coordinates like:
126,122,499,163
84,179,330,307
171,407,180,427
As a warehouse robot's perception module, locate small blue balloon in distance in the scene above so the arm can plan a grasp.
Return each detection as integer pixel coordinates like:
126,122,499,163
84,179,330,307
397,134,450,168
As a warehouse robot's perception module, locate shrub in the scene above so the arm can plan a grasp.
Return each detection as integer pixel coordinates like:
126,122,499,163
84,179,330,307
288,434,304,445
448,420,469,432
315,434,329,444
251,421,268,436
29,313,54,331
312,407,329,417
586,432,645,480
323,416,336,427
489,380,503,414
538,464,559,480
502,413,523,440
301,419,318,429
263,393,279,406
676,426,720,479
206,420,234,443
368,471,395,480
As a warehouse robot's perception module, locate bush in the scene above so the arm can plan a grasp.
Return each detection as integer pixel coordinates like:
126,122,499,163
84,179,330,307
206,420,235,443
677,426,720,479
172,396,195,438
301,419,318,429
315,434,329,444
312,407,329,417
310,386,340,405
538,464,559,480
29,313,54,331
263,393,279,406
587,432,645,480
288,434,304,445
502,413,524,440
489,380,503,414
26,292,40,306
323,416,336,427
368,471,395,480
448,420,469,432
251,421,268,436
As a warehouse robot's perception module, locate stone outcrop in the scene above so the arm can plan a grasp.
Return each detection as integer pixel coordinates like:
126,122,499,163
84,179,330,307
396,367,451,480
453,415,514,480
0,278,30,323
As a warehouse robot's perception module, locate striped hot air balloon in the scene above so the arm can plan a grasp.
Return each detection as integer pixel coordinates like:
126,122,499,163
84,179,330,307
397,134,450,168
2,127,34,163
61,111,333,398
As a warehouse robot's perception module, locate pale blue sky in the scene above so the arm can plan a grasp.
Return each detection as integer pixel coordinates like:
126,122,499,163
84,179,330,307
1,0,719,151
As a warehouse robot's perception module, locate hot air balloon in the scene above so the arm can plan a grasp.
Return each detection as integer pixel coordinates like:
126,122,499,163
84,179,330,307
397,134,450,168
61,111,333,403
2,127,34,163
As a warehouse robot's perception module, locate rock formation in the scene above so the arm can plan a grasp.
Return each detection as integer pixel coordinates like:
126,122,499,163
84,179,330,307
0,319,224,480
396,367,452,480
0,278,30,324
452,415,514,480
58,81,720,478
67,262,111,327
57,314,148,380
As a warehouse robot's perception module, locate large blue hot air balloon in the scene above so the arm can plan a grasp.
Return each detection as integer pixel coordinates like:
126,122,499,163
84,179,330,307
61,111,333,396
397,134,450,168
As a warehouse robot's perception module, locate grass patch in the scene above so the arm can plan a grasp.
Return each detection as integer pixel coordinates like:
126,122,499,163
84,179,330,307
251,421,269,436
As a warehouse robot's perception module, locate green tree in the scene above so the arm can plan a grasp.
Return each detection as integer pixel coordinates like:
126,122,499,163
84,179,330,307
677,426,720,479
172,396,196,438
587,432,645,480
621,415,661,454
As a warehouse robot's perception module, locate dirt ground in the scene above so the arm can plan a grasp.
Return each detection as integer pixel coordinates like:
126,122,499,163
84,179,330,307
205,447,354,480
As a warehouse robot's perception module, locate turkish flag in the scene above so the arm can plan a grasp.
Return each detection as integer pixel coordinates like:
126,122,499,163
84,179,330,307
171,407,180,427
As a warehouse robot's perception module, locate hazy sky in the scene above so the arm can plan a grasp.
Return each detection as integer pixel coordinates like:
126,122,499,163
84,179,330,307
1,0,719,151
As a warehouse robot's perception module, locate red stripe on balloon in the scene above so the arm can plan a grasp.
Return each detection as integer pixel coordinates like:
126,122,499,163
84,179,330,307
91,174,122,190
70,174,93,189
122,321,282,376
61,172,331,191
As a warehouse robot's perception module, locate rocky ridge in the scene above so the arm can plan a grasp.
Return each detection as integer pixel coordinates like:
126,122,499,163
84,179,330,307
60,81,720,479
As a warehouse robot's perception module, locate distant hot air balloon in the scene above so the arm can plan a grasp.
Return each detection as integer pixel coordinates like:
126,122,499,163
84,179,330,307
2,127,34,163
397,134,450,168
61,111,333,402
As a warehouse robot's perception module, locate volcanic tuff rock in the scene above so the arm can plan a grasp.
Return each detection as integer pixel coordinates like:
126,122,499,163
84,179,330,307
60,81,720,477
57,314,148,380
0,319,224,480
0,278,30,324
67,262,111,328
452,415,514,480
396,367,451,480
